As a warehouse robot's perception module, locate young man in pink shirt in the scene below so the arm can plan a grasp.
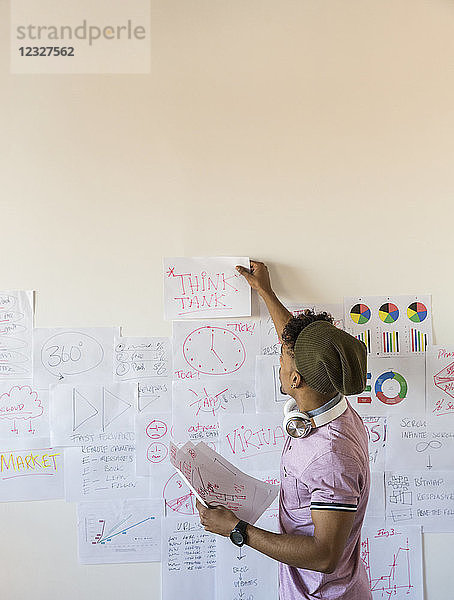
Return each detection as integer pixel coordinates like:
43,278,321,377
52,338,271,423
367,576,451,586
196,261,372,600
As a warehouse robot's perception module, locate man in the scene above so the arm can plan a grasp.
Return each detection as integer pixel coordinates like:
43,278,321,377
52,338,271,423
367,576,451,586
196,260,372,600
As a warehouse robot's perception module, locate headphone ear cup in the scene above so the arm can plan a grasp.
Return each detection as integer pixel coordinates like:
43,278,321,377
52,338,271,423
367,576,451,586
283,398,297,415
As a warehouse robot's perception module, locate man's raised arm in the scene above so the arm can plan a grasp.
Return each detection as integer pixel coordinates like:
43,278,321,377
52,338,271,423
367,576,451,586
236,260,293,342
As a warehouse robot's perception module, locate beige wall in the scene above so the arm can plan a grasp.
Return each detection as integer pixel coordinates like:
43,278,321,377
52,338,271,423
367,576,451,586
1,0,453,597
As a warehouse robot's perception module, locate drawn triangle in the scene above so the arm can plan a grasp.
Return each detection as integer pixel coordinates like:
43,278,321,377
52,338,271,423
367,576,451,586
72,388,99,431
138,394,158,413
102,387,132,431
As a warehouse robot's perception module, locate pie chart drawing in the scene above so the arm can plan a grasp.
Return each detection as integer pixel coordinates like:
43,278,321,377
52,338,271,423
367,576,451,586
375,371,408,405
379,303,399,324
407,302,428,323
350,304,371,325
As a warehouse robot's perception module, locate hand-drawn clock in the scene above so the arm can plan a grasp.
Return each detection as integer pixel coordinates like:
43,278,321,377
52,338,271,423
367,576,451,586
183,326,246,375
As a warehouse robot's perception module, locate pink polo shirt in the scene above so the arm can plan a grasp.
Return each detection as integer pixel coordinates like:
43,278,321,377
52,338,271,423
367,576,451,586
278,399,372,600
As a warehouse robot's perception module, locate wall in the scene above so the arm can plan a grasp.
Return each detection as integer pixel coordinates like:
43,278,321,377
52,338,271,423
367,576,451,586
1,0,453,597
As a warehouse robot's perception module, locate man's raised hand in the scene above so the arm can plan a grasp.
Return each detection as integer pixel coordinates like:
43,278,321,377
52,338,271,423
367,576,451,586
236,260,273,296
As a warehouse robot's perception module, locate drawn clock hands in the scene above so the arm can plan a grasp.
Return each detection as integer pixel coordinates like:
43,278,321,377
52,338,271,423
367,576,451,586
210,331,224,364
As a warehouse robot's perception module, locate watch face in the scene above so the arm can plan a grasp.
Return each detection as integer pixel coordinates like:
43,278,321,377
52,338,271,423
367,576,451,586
230,529,244,546
183,326,246,375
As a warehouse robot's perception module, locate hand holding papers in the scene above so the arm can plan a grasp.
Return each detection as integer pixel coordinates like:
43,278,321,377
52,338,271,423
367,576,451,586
170,441,279,524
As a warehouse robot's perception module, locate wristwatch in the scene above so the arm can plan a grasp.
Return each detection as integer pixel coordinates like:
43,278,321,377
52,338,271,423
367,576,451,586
229,520,248,547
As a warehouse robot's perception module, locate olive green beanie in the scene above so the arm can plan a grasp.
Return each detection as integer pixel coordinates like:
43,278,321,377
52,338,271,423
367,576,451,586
293,320,368,396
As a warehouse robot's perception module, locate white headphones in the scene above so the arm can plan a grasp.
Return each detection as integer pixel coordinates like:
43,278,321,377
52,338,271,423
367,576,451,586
282,395,348,438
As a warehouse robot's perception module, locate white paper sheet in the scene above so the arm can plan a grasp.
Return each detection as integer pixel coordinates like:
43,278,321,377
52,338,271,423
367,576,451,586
33,327,118,386
64,430,150,502
219,412,285,472
250,470,281,533
259,300,345,355
50,383,138,446
135,412,172,481
114,336,171,379
385,470,454,532
0,290,33,380
170,441,279,524
0,382,50,450
255,355,290,413
361,416,387,472
425,345,454,419
137,378,172,413
347,355,425,416
361,524,423,600
77,498,162,564
172,318,260,381
364,472,386,523
161,516,216,600
344,295,432,356
386,414,454,471
172,379,256,446
0,447,64,502
163,469,200,517
216,534,279,600
163,257,251,320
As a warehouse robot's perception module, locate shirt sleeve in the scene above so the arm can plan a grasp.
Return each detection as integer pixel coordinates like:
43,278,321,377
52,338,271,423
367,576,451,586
301,451,365,513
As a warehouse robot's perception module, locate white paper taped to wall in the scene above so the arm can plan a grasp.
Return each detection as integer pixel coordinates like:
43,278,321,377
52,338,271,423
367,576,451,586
0,291,34,381
0,446,64,502
77,498,162,564
386,414,454,471
344,295,432,356
172,378,256,447
425,345,454,419
255,355,290,413
163,257,251,320
259,299,344,356
161,515,216,600
219,412,286,472
135,412,172,480
385,470,454,532
0,383,50,450
361,416,387,472
172,318,260,381
64,430,150,502
114,336,171,380
33,327,118,386
361,524,423,600
347,355,425,416
50,383,138,446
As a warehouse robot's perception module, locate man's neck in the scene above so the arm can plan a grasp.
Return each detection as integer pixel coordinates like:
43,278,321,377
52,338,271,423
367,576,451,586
294,388,338,414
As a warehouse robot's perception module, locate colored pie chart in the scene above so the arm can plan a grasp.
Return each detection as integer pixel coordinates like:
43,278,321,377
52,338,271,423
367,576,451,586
350,303,371,325
407,302,427,323
375,371,408,405
379,302,399,323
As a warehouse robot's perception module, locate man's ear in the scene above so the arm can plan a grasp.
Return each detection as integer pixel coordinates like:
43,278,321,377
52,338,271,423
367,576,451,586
290,370,304,389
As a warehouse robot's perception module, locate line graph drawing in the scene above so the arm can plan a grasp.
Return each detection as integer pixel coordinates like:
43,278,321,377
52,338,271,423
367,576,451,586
361,527,423,599
78,499,161,564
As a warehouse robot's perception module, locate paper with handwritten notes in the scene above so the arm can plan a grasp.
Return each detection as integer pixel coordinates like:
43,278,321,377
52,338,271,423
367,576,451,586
170,441,279,524
164,257,251,320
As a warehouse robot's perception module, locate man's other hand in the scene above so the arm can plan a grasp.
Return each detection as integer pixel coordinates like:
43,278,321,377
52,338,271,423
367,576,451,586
196,498,239,536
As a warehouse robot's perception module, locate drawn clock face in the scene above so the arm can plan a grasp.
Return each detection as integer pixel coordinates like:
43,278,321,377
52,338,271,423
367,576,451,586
183,326,246,375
